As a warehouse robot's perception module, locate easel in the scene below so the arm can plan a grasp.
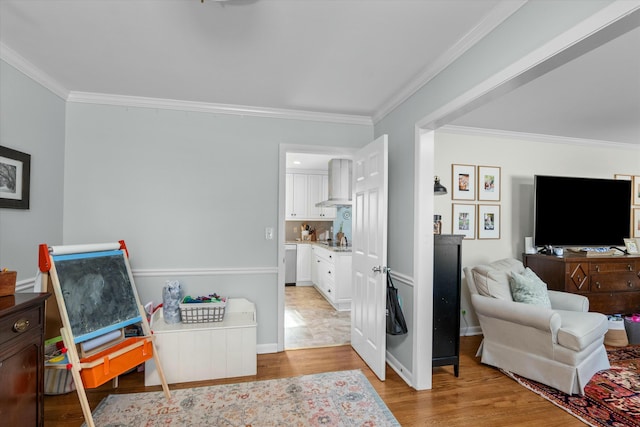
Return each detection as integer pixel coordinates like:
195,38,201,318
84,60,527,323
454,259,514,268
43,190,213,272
39,241,170,427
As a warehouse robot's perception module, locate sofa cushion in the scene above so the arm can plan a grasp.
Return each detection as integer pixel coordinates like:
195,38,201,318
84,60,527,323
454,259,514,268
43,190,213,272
471,258,524,301
509,269,552,308
556,310,608,351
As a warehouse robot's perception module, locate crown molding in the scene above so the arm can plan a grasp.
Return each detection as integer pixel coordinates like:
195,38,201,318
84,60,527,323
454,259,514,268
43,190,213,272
0,42,68,100
440,125,640,150
372,0,528,124
67,91,373,126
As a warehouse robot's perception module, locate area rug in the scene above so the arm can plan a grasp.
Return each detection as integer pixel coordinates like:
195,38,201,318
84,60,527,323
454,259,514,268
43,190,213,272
503,346,640,426
84,369,400,426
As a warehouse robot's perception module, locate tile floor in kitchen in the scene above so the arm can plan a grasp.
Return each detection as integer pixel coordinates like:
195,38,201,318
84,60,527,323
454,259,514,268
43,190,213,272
284,285,351,349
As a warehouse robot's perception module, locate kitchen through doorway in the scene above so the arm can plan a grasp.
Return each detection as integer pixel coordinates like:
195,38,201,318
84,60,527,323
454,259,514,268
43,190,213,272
282,150,354,350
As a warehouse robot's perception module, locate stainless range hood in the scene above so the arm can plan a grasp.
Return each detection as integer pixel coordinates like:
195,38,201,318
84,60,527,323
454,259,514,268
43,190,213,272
315,159,352,207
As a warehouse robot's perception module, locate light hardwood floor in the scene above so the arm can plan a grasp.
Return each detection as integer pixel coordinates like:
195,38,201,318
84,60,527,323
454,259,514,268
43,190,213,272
43,334,583,426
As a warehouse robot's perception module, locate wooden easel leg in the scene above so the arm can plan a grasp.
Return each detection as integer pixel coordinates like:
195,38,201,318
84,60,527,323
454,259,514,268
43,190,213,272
150,340,171,399
138,304,171,400
61,327,96,427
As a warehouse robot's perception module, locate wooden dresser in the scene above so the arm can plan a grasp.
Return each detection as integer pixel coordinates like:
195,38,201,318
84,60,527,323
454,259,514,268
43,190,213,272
523,253,640,315
0,293,50,427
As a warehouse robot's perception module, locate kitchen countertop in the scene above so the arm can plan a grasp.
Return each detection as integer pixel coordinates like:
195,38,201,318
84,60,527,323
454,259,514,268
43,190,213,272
287,240,352,253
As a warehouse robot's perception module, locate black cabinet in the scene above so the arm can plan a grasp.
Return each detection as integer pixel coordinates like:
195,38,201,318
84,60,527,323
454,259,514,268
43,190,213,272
433,234,463,376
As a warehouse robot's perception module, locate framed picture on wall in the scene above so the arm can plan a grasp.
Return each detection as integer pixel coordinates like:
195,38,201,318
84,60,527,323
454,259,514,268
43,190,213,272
477,165,501,201
451,164,476,200
0,146,31,210
478,204,501,239
634,208,640,238
614,174,632,181
633,176,640,206
452,203,476,239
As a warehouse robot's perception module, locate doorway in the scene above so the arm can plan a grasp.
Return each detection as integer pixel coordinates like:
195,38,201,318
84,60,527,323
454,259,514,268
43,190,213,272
278,145,356,352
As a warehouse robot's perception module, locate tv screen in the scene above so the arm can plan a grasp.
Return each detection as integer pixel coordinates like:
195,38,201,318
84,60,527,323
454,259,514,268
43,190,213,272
534,175,631,247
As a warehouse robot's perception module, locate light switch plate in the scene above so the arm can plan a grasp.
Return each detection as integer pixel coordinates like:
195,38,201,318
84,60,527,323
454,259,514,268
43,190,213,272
265,227,274,240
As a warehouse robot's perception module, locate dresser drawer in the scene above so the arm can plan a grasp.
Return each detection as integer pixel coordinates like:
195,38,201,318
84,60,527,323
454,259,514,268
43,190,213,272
0,304,43,347
590,261,637,273
590,273,640,292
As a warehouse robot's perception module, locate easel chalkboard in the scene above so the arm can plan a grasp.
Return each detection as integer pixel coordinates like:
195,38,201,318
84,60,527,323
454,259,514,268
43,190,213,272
39,241,170,427
52,250,141,343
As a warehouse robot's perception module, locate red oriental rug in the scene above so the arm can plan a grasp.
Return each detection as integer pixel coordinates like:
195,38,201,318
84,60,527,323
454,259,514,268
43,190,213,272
503,346,640,427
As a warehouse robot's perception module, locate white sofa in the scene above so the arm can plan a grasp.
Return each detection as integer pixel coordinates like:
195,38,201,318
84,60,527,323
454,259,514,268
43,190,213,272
464,258,610,395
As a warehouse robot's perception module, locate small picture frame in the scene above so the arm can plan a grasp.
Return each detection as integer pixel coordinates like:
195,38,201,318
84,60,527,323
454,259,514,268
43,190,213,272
634,208,640,238
0,146,31,210
624,238,639,254
478,204,501,239
452,203,476,239
633,176,640,206
451,164,476,201
477,165,501,201
614,174,632,181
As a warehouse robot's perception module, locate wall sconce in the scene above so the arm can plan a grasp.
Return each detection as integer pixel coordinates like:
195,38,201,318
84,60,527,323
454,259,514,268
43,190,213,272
434,176,448,195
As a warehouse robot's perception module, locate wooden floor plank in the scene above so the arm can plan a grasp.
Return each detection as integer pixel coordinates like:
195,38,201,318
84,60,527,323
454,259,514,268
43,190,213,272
44,335,583,426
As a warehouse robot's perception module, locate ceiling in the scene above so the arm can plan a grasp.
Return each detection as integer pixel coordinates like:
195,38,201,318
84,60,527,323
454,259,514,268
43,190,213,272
1,0,639,146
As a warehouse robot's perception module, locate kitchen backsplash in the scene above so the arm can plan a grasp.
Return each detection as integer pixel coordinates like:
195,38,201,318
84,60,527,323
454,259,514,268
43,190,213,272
285,206,352,242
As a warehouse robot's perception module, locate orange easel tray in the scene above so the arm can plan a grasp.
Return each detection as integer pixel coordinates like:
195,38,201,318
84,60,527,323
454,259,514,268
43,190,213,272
79,336,153,388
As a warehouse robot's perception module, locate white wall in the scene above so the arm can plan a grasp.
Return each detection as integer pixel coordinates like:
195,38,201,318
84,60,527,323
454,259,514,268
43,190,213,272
63,101,372,349
434,129,640,329
0,60,65,288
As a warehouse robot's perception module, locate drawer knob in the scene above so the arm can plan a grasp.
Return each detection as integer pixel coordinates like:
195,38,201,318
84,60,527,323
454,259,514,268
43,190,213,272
628,265,633,271
596,282,601,289
13,318,30,333
595,265,600,272
629,281,633,288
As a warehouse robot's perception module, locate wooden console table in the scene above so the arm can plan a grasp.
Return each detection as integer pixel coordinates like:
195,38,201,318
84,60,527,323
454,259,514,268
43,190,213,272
524,253,640,315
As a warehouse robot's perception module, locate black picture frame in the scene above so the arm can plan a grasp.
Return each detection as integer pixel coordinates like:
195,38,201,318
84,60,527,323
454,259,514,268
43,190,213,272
0,146,31,209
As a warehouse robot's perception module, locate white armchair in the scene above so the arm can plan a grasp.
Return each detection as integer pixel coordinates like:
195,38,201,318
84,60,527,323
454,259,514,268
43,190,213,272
464,258,610,395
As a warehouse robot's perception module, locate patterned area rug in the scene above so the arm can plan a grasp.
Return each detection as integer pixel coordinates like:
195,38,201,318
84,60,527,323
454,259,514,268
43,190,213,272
84,369,400,426
503,346,640,427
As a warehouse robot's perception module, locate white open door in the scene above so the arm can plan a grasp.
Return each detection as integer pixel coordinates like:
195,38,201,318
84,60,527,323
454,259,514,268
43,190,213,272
351,134,388,381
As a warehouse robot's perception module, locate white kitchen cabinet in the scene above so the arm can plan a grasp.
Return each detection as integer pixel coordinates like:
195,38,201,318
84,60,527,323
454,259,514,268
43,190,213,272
311,245,352,311
144,298,257,386
296,243,312,284
286,173,308,219
286,172,335,220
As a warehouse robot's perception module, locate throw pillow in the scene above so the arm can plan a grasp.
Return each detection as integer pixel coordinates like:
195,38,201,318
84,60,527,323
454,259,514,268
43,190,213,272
509,270,552,308
471,266,514,301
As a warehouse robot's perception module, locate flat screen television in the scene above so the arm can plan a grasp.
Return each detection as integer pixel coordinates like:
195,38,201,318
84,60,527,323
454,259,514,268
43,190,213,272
533,175,631,248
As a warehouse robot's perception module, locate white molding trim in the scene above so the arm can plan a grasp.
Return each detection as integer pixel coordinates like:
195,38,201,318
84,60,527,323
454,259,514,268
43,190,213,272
0,42,68,100
372,0,527,124
389,269,414,288
461,325,483,337
16,277,37,293
385,349,414,389
67,91,373,126
257,343,278,354
131,267,278,278
440,125,640,150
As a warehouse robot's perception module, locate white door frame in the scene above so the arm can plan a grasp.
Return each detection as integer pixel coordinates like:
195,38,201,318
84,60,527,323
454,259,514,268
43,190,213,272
410,3,640,390
277,144,357,352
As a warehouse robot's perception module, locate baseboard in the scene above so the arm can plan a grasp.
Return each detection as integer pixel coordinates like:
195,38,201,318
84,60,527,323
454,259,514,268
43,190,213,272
257,343,278,354
461,326,483,336
385,350,414,388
